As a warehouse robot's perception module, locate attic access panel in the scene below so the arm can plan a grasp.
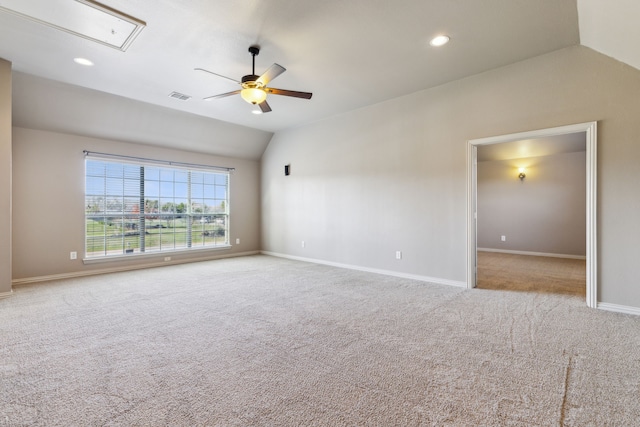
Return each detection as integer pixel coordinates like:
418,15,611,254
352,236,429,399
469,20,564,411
0,0,145,51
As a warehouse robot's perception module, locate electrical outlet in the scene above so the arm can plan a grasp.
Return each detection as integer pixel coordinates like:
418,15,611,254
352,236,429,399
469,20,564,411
236,238,240,244
164,256,171,262
301,240,305,248
396,251,402,260
70,251,77,260
501,235,506,242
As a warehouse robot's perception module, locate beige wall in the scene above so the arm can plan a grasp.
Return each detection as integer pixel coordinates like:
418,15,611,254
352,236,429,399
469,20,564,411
0,59,11,295
261,46,640,308
12,127,261,280
477,151,586,256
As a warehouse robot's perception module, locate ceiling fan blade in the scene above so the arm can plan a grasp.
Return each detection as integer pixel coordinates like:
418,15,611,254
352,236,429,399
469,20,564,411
194,68,239,84
256,63,286,87
203,90,241,101
265,87,313,99
258,100,272,113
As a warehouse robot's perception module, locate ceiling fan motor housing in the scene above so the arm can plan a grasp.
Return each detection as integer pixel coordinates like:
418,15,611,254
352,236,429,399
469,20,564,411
242,74,261,86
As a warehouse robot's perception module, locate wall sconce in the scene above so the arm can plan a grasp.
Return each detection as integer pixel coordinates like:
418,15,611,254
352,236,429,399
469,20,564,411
518,167,526,181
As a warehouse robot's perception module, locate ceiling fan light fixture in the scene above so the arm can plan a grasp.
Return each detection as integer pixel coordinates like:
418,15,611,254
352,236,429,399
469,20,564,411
241,87,267,105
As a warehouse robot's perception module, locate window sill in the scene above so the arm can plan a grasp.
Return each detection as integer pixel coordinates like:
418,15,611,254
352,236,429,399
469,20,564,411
82,245,232,265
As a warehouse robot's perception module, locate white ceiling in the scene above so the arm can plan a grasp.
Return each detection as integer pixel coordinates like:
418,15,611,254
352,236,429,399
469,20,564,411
578,0,640,71
0,1,638,159
477,133,586,163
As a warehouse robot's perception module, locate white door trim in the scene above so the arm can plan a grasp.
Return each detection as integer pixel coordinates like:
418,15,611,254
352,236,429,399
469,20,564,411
467,121,598,308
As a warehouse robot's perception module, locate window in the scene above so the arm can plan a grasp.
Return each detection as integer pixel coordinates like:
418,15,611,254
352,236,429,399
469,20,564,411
85,158,230,259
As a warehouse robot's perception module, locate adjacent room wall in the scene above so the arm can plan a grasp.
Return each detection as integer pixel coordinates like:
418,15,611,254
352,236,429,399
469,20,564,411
12,127,262,281
0,59,11,296
261,45,640,309
477,151,586,257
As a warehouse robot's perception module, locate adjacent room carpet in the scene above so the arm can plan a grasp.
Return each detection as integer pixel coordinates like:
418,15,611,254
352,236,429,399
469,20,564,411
476,251,586,296
1,255,639,426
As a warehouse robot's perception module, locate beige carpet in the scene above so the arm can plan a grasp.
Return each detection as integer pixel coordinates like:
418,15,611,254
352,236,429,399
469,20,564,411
1,255,639,426
477,251,586,296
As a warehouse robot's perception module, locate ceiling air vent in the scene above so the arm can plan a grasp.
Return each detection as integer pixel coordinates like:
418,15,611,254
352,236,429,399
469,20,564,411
168,92,191,101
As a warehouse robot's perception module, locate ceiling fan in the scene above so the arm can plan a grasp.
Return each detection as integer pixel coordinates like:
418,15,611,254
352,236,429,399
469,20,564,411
195,46,312,113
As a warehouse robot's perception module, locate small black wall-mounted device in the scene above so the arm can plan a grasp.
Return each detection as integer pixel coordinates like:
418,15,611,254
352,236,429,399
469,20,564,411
284,164,290,176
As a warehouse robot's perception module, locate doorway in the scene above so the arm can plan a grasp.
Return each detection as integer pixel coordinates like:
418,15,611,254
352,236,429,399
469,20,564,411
467,122,597,308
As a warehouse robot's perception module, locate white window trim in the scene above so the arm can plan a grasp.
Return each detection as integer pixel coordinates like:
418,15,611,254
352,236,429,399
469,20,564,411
84,152,232,260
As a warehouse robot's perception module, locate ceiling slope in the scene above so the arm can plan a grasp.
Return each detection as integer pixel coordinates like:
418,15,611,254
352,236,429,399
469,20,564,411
1,0,580,135
11,72,273,160
577,0,640,71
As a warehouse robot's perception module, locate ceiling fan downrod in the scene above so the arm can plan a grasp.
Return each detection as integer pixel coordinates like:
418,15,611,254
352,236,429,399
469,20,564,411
248,45,260,76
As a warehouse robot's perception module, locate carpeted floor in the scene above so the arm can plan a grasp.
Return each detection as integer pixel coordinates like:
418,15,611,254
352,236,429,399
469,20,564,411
1,255,639,426
477,251,586,296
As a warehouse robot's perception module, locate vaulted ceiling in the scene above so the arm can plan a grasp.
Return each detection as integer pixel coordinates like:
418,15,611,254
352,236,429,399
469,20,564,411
0,0,638,158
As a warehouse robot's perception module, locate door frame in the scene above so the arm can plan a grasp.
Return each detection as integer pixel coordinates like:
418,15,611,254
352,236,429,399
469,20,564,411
466,121,598,308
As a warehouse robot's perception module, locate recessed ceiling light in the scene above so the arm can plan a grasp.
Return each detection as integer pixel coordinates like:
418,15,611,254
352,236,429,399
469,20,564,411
430,35,450,47
251,110,263,115
74,57,94,66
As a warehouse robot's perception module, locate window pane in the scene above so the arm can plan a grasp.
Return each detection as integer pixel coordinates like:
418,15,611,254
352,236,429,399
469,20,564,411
215,174,228,186
86,196,105,214
201,199,214,213
191,199,204,214
85,159,230,258
202,184,215,198
105,178,122,195
191,183,203,198
160,200,175,213
174,232,188,249
86,217,106,257
86,161,106,176
175,183,188,199
144,199,159,214
191,172,204,184
160,181,174,197
86,176,105,195
105,163,124,178
160,169,174,181
123,197,140,214
175,199,188,215
215,186,227,199
145,180,160,197
123,179,140,197
123,164,140,179
144,167,160,181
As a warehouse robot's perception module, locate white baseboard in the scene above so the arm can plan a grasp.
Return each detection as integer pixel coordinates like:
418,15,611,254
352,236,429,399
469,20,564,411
12,250,261,286
477,248,586,260
597,302,640,316
261,251,467,288
0,289,13,299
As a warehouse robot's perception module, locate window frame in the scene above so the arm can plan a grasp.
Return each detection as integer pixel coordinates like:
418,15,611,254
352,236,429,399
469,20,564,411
84,156,231,262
